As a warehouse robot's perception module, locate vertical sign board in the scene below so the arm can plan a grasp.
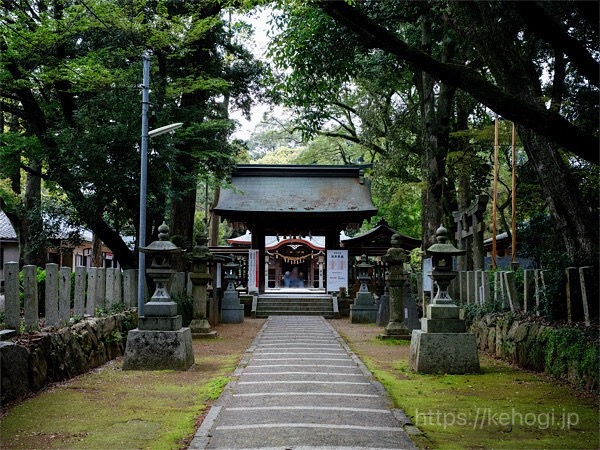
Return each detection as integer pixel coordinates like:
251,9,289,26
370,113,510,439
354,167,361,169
422,257,433,297
248,249,259,293
326,250,348,293
216,263,222,289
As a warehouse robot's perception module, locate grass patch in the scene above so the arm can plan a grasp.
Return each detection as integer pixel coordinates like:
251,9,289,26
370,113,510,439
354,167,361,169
361,351,599,449
0,320,265,449
372,337,411,346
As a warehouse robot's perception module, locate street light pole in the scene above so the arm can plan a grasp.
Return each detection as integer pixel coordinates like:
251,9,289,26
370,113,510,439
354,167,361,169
137,53,151,317
137,54,183,317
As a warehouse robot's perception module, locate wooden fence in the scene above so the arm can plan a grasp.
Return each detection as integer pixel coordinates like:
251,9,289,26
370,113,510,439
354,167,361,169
2,262,140,331
440,266,596,324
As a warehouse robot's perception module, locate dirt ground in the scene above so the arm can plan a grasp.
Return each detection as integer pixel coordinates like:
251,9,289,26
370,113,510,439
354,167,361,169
330,319,410,371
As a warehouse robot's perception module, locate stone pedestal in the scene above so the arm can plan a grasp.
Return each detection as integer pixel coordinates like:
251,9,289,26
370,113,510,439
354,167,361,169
189,319,217,338
409,330,479,374
350,290,378,324
123,328,194,371
221,289,244,324
409,296,479,373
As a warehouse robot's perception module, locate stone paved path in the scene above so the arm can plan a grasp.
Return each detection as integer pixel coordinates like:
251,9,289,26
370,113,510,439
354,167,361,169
188,316,417,450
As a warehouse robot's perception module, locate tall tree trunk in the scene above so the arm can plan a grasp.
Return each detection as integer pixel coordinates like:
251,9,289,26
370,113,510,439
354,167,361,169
451,2,598,266
518,129,598,265
455,99,472,211
419,15,442,248
209,186,221,246
169,168,197,272
91,233,102,268
22,158,45,267
418,15,456,248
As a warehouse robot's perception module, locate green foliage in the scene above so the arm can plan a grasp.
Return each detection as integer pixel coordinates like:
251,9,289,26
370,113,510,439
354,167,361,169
252,146,303,164
1,0,263,267
544,327,599,389
462,299,505,324
107,301,127,315
18,267,46,316
105,330,123,344
173,294,194,327
518,214,569,319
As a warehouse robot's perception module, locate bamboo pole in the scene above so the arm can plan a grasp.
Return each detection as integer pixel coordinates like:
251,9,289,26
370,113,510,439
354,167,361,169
492,118,499,269
511,122,517,264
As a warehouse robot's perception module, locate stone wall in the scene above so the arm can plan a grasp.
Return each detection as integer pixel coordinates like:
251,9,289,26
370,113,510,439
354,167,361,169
469,313,599,392
1,311,137,406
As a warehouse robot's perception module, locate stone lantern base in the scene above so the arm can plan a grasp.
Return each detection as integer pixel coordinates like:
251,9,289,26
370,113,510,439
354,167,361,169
350,291,378,324
379,321,411,340
409,330,479,374
221,290,244,324
408,302,479,373
189,318,218,338
123,327,194,371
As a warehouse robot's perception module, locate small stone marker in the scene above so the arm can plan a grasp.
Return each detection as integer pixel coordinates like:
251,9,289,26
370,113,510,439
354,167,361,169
59,267,71,325
4,262,20,330
95,268,106,310
23,265,39,331
105,268,115,309
169,272,186,298
376,290,390,326
86,267,97,316
74,266,86,316
123,269,137,307
45,263,59,328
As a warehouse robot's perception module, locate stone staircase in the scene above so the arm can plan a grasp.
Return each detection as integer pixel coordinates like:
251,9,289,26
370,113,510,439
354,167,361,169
253,293,335,319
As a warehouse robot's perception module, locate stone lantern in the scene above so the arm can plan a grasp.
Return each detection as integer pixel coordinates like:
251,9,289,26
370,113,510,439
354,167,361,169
142,222,180,320
350,255,378,324
220,254,244,324
409,225,480,374
187,233,217,338
427,225,465,306
123,222,194,370
380,234,411,339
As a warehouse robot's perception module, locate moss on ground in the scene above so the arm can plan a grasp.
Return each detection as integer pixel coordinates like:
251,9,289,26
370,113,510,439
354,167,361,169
0,320,264,450
359,346,599,449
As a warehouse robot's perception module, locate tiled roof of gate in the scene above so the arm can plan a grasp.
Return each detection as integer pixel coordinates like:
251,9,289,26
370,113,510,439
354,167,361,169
214,165,377,216
0,210,17,240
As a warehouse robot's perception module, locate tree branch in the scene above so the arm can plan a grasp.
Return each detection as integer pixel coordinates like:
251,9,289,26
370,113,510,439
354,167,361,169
315,0,599,165
516,1,599,88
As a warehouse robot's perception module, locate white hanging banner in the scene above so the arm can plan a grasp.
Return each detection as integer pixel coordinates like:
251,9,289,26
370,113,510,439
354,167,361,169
248,249,259,293
326,250,348,293
422,257,433,294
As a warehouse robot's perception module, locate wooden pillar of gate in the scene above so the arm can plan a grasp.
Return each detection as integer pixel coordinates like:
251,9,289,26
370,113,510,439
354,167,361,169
452,195,489,271
252,224,266,293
